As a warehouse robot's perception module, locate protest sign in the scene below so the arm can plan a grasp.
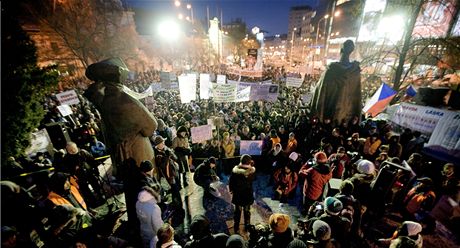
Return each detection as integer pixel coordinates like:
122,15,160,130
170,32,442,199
217,74,227,84
25,129,53,157
160,71,171,89
235,85,251,102
425,112,460,160
151,83,163,92
57,105,73,117
301,93,313,105
178,74,197,103
211,83,237,102
200,74,211,100
286,77,303,88
240,140,263,155
239,83,279,102
56,90,80,105
191,125,213,144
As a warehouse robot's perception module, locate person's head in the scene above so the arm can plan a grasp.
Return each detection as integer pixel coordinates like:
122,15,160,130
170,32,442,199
397,221,422,239
332,128,340,137
190,214,211,240
140,160,154,176
240,154,252,165
289,152,299,162
157,223,175,246
269,213,290,233
442,163,455,178
207,157,217,169
284,164,292,174
351,133,359,141
357,159,376,175
287,239,307,248
341,39,355,56
50,172,71,195
289,132,295,140
339,180,354,195
1,226,17,248
226,234,248,248
177,126,188,138
154,136,167,150
274,143,282,152
337,146,346,155
312,220,331,241
66,142,79,155
324,197,343,215
314,152,328,164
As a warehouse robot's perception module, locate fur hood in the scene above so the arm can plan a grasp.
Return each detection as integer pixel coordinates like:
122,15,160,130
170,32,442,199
232,164,256,177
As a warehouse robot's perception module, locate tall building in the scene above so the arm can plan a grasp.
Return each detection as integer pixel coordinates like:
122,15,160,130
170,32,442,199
287,5,315,64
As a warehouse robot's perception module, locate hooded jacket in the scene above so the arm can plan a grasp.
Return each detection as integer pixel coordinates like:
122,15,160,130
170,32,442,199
229,164,256,206
136,190,164,248
299,163,332,201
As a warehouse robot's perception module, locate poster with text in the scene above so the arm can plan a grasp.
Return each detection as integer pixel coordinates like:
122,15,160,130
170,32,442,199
191,125,213,144
240,140,263,155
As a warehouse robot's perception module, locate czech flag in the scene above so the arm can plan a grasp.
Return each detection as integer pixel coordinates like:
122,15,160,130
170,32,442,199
363,83,397,117
405,85,417,97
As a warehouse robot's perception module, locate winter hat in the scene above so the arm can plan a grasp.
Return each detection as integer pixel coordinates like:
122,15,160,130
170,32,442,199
140,160,154,173
287,239,307,248
190,214,211,239
357,160,376,175
314,152,328,164
157,119,166,131
339,180,354,195
399,221,422,237
289,152,299,161
324,197,343,215
154,136,167,146
226,234,248,248
240,154,252,165
312,220,331,241
269,213,290,233
207,156,217,165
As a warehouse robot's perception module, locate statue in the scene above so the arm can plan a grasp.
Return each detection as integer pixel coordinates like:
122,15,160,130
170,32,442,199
83,58,157,174
310,40,361,125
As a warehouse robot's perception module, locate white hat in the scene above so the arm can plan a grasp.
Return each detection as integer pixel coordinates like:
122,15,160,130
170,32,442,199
357,160,375,175
289,152,299,161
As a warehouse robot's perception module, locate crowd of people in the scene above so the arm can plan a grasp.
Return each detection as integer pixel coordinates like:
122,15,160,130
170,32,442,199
1,65,459,248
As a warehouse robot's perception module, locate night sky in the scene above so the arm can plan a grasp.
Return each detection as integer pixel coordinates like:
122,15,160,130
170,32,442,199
126,0,327,35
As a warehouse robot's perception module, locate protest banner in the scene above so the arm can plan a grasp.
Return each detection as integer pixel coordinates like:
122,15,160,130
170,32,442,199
390,103,457,134
228,67,263,78
191,125,213,144
160,71,171,89
239,83,279,102
200,74,211,100
240,140,263,155
424,112,460,160
57,105,73,117
211,83,237,102
25,129,53,157
235,85,251,102
56,90,80,105
217,74,227,84
178,74,197,103
286,77,303,88
151,83,163,92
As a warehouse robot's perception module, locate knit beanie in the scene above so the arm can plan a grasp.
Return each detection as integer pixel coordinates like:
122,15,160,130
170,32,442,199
312,220,331,241
226,234,247,248
314,152,328,164
324,197,343,215
287,239,307,248
400,221,422,237
357,159,376,175
269,213,290,233
289,152,299,161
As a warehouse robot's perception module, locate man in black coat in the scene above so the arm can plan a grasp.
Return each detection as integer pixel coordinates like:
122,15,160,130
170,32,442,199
229,154,256,233
193,157,219,196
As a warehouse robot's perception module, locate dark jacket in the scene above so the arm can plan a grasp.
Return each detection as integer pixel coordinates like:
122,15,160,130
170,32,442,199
184,233,229,248
193,162,218,187
319,213,351,245
268,227,294,248
229,164,256,206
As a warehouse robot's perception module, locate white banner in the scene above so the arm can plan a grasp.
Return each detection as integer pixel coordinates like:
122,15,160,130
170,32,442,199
425,112,460,159
240,140,263,155
160,71,171,89
390,103,457,134
211,83,237,102
191,125,213,144
56,90,80,105
57,105,73,117
25,129,53,156
200,74,211,100
286,77,303,88
178,74,197,103
235,85,251,102
151,83,163,92
239,82,279,102
122,85,153,100
217,74,227,84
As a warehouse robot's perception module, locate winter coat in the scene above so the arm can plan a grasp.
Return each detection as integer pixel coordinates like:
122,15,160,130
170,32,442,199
273,169,298,196
136,190,164,248
349,173,374,206
319,213,351,244
184,233,229,248
268,227,294,248
299,163,332,201
222,139,236,158
172,136,191,173
193,162,218,187
229,164,256,206
154,147,179,184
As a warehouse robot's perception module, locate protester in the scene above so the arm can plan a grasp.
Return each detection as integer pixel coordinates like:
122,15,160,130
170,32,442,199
193,156,220,196
267,213,294,248
136,186,163,248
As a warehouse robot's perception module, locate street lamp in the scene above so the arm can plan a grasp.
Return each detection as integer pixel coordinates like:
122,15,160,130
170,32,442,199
315,15,329,48
290,27,297,62
174,0,181,7
186,4,194,23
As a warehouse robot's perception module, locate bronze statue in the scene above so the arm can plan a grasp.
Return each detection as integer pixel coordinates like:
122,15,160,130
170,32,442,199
310,40,361,125
84,58,157,174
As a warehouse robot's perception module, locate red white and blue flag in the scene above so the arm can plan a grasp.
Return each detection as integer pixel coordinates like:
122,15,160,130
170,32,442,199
363,83,397,117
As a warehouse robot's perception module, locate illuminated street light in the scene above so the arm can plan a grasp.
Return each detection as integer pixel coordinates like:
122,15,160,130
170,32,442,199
252,26,260,35
334,11,340,17
186,4,191,9
174,0,181,7
178,13,183,20
158,20,180,41
378,15,405,43
186,16,190,21
186,4,194,23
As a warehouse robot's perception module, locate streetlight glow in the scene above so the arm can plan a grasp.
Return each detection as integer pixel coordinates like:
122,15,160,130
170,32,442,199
334,11,340,17
158,20,180,41
186,4,191,9
178,13,183,19
174,0,181,7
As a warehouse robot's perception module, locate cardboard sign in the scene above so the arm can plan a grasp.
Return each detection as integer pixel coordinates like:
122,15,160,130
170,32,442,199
56,90,80,105
191,125,213,144
57,105,73,117
240,140,263,155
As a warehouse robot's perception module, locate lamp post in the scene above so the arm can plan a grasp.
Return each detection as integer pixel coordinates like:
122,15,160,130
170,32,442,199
186,4,194,23
290,27,297,63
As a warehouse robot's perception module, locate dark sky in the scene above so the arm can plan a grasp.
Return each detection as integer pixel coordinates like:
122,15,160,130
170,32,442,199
126,0,327,35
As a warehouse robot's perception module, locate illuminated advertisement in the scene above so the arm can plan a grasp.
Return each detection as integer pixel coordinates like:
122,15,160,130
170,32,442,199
412,0,456,38
357,0,387,42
